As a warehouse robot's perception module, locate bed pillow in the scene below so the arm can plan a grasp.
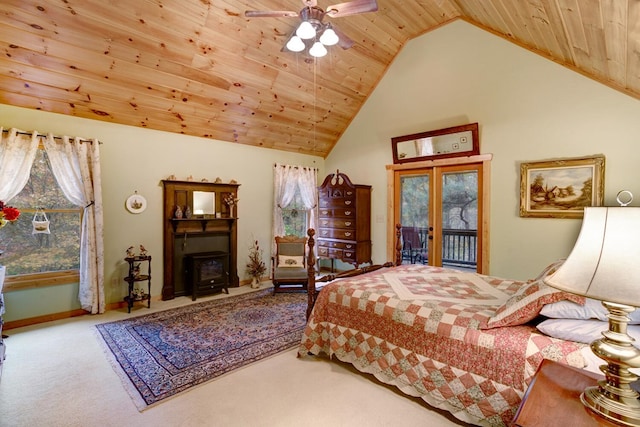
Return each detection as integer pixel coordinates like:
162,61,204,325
483,280,584,329
532,258,566,281
540,298,640,324
537,318,640,348
278,255,304,268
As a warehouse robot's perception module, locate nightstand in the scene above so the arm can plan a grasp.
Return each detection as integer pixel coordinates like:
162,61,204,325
512,359,619,426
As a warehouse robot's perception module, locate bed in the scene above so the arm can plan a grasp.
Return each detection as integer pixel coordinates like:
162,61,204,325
298,229,592,426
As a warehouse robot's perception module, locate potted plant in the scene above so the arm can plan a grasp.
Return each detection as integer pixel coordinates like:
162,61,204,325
245,240,266,289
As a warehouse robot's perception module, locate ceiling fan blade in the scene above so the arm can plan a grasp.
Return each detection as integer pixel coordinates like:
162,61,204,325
332,25,355,49
245,10,299,18
325,0,378,18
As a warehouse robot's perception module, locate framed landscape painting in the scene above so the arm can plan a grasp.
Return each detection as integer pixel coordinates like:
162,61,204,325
520,155,605,218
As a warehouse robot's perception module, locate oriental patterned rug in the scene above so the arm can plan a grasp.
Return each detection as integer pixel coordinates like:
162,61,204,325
95,289,307,410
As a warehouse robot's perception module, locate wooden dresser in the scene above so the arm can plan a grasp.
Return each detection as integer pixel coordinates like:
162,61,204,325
317,171,372,269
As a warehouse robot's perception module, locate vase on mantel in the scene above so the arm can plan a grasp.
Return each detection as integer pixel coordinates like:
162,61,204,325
174,205,183,219
251,277,260,289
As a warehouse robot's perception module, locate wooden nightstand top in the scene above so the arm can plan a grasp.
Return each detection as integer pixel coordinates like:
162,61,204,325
512,359,618,427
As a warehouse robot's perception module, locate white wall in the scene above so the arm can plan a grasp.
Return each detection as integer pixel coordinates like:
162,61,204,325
1,104,323,322
327,20,640,280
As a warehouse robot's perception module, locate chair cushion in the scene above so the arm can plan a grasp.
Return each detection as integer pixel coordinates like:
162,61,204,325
274,266,307,280
279,255,304,268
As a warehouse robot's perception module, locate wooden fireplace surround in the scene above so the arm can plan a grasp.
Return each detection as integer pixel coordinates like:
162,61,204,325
162,179,240,300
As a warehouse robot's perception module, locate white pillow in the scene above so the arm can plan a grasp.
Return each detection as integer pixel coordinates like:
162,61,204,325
540,298,640,324
278,255,304,268
537,318,640,349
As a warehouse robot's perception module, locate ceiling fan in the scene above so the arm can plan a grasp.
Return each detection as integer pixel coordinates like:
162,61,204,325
245,0,378,57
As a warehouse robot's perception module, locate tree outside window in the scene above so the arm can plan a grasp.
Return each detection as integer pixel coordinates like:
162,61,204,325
0,149,81,276
281,187,308,237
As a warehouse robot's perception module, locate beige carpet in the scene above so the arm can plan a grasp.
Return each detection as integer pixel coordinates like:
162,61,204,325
0,283,469,426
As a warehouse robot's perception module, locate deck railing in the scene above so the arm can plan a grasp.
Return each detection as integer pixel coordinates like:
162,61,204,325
441,228,477,267
409,227,477,268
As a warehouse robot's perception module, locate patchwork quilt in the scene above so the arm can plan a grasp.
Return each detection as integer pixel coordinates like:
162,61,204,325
298,264,586,426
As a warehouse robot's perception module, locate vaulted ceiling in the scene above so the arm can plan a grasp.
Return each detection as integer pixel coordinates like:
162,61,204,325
1,1,638,157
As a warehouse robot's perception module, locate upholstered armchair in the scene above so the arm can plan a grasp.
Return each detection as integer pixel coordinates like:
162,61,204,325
271,235,308,294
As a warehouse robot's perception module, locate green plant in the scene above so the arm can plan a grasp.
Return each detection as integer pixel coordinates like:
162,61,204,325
245,240,266,278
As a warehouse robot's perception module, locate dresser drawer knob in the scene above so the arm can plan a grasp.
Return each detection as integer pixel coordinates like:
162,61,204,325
322,230,328,236
345,222,352,226
322,220,328,225
345,211,352,216
344,200,352,205
344,232,352,237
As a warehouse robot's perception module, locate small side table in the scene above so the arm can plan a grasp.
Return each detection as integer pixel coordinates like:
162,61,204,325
124,255,151,313
512,359,619,426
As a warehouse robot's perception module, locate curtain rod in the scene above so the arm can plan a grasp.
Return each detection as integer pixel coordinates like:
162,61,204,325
273,163,318,171
1,128,101,144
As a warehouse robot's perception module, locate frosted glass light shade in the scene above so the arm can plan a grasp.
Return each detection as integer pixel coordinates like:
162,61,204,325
319,27,339,46
286,36,305,52
296,21,316,39
309,41,327,57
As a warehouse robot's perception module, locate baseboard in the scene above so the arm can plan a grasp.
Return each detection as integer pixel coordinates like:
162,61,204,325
2,287,262,331
3,308,90,331
3,295,166,330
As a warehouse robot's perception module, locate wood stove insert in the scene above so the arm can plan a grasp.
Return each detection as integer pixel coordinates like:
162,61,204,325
186,251,229,300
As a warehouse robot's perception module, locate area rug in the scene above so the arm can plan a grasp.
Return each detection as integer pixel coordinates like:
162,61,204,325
95,289,307,410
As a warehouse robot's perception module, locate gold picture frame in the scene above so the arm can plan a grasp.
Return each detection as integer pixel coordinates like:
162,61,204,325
520,155,605,218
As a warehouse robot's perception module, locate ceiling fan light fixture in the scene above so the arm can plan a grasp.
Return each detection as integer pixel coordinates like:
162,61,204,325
319,26,339,46
296,21,316,39
309,41,328,57
286,35,305,52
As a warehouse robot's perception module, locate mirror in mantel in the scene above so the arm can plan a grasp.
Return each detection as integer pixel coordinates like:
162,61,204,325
193,191,215,216
392,123,479,164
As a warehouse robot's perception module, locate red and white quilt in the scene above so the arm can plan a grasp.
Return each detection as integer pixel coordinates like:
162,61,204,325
298,264,586,426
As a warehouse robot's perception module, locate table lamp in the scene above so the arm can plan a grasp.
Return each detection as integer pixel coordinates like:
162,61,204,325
544,201,640,426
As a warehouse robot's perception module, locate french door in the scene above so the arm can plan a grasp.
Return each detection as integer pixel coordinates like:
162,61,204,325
393,162,484,272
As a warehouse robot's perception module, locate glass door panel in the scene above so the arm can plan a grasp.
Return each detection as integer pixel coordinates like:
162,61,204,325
399,172,431,265
438,166,480,271
396,164,482,271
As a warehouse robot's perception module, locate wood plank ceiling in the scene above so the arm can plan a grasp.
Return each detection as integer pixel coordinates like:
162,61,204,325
0,0,638,157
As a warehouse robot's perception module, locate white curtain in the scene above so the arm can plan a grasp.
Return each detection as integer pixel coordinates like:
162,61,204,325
0,128,39,201
43,134,105,314
272,164,318,253
296,167,317,234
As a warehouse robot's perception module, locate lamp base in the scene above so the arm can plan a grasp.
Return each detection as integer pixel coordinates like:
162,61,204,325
583,302,640,426
582,386,640,426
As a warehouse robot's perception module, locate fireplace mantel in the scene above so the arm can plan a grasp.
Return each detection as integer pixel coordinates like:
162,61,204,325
161,180,240,300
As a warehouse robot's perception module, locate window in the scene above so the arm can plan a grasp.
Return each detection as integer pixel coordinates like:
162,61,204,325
1,148,81,279
281,186,308,237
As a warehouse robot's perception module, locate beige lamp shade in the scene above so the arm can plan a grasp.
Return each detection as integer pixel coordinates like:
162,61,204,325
544,207,640,307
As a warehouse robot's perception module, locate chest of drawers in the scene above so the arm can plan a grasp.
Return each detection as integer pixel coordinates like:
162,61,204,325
317,171,371,268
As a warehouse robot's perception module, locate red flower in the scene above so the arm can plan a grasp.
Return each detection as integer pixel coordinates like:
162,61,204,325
2,206,20,221
0,201,20,228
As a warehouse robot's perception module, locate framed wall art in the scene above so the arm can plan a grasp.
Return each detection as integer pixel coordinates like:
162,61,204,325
125,191,147,214
391,123,479,164
519,155,605,218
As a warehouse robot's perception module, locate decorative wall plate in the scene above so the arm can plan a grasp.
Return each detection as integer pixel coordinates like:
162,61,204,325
126,192,147,214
